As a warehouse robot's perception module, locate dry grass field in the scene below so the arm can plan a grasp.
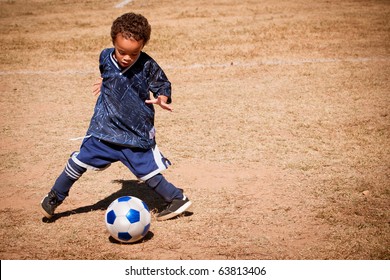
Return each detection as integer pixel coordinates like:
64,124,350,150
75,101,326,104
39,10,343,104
0,0,389,260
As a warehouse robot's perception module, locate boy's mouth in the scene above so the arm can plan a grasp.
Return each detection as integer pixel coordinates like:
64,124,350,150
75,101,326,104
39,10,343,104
120,61,130,68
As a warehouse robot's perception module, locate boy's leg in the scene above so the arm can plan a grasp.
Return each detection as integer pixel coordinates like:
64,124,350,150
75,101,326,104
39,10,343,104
41,157,86,218
145,173,192,221
145,173,183,202
120,144,192,221
41,137,115,219
53,157,87,200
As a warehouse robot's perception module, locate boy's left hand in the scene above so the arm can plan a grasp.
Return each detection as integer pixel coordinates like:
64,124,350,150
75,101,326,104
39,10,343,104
145,95,173,112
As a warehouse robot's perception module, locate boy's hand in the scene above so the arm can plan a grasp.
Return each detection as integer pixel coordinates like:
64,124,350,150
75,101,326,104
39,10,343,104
92,78,103,96
145,95,173,112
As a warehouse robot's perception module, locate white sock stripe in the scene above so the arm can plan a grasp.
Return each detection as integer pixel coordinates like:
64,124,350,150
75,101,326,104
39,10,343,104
66,162,82,176
65,170,79,180
65,164,81,180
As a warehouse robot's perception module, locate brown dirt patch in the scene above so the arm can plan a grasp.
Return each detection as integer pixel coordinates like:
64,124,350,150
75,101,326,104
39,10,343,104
0,0,389,260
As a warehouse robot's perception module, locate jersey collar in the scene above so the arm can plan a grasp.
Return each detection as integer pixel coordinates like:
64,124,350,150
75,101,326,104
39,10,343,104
110,51,141,75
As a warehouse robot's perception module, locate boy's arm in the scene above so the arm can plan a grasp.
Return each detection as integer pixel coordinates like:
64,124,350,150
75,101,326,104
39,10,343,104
147,58,172,110
92,48,111,96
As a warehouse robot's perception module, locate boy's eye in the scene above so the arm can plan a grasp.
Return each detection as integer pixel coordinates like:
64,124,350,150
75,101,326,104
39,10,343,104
118,51,138,57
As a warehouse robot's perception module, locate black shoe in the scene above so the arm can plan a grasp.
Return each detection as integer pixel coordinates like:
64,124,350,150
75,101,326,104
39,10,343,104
157,196,192,221
40,190,62,219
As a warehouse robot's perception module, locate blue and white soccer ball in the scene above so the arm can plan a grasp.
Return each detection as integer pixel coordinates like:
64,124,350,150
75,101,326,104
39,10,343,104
105,196,151,243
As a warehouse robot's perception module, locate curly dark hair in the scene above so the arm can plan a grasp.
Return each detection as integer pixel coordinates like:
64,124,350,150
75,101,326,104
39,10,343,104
111,13,151,45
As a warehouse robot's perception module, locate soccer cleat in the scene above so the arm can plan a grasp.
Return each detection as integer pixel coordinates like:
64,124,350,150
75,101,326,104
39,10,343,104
40,190,62,219
156,195,192,221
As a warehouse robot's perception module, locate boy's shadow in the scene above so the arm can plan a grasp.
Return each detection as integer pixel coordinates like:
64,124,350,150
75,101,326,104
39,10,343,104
42,180,164,223
42,180,192,223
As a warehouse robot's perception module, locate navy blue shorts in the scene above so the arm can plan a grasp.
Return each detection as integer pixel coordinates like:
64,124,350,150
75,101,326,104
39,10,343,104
71,136,171,181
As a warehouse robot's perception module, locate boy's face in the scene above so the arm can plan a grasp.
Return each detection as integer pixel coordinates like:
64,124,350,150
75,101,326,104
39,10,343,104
113,33,144,68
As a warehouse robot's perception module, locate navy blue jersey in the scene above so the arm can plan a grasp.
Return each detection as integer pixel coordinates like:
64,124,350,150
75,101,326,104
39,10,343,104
87,48,172,149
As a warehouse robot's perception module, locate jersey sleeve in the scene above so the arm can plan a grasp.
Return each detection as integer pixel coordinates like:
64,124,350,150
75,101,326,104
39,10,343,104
98,48,113,76
147,60,172,104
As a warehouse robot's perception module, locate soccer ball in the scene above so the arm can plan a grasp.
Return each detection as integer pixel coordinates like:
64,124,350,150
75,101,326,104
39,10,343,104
105,196,151,243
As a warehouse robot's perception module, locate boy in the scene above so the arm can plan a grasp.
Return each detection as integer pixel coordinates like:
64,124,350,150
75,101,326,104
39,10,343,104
41,12,192,221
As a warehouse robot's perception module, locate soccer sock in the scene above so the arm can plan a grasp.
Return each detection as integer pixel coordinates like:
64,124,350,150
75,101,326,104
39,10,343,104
145,173,184,202
51,158,87,201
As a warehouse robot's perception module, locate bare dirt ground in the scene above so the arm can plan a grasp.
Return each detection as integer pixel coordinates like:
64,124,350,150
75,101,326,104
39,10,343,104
0,0,389,260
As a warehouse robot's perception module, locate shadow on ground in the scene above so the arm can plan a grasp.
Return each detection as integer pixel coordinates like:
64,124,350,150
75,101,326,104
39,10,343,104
42,180,166,223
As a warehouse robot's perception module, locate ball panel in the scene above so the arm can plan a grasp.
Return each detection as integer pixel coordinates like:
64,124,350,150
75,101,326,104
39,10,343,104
126,208,140,224
127,223,144,238
118,196,131,202
106,209,116,225
139,208,151,225
118,232,132,241
142,201,150,212
142,224,150,237
113,216,131,232
113,201,132,216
